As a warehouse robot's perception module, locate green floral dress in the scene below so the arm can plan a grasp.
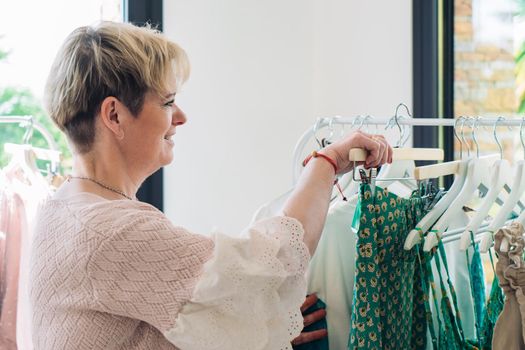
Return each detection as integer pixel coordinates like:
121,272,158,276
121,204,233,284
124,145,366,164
349,184,427,350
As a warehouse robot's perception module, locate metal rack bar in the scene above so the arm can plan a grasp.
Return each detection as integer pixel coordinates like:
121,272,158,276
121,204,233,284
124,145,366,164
292,116,525,183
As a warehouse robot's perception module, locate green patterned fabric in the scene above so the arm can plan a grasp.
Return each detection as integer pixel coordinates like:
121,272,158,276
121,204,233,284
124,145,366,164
349,184,427,350
480,250,504,349
465,232,486,348
433,247,464,349
417,250,439,350
436,241,482,350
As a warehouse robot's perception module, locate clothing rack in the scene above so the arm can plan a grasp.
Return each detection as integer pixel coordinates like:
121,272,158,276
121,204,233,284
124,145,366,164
293,116,525,183
0,115,59,151
293,115,525,249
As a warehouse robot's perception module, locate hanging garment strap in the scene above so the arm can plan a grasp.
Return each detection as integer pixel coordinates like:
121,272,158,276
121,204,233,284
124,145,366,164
433,250,463,348
488,248,497,274
480,248,504,349
417,249,439,350
437,239,467,344
465,231,486,348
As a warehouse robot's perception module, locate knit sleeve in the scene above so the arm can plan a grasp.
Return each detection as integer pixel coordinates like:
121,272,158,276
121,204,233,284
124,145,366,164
88,211,309,350
87,210,215,332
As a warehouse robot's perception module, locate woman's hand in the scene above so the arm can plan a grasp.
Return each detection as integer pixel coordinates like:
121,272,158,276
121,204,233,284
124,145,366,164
291,294,328,347
283,130,393,255
323,130,393,174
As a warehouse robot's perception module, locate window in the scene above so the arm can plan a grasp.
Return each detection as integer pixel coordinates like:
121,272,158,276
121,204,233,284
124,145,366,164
0,0,123,172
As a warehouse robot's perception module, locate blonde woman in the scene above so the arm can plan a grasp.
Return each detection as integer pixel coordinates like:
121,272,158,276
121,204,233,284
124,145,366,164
30,21,391,349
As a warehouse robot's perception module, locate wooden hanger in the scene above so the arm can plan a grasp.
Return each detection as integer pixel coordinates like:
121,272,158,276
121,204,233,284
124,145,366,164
348,148,444,162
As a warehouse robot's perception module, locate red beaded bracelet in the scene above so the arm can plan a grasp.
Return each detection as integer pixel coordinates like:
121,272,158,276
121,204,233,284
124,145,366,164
302,150,338,174
302,151,347,201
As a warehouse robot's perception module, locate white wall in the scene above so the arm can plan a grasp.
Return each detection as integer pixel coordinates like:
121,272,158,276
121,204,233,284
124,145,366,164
163,0,412,235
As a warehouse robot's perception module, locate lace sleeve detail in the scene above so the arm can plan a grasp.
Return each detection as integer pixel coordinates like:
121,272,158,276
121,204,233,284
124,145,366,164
164,216,309,350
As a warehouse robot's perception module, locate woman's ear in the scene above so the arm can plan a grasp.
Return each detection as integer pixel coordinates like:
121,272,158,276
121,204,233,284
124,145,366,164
99,96,125,140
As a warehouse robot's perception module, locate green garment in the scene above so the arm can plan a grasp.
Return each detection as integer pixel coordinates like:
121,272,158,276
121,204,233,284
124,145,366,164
465,232,486,348
417,249,439,350
294,298,329,350
433,245,465,349
349,184,427,350
480,250,504,349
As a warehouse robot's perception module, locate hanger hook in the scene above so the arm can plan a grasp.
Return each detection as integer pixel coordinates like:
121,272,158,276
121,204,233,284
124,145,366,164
362,115,374,133
401,113,413,147
312,117,325,148
357,115,369,130
22,116,34,144
351,115,362,129
392,103,412,147
327,117,338,143
387,102,412,147
520,117,525,160
460,117,470,158
471,117,480,158
454,117,464,159
493,117,505,160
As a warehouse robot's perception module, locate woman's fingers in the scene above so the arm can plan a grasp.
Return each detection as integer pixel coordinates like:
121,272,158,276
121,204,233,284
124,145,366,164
292,329,328,347
300,293,318,313
303,308,326,327
373,135,391,166
360,132,391,168
323,130,393,174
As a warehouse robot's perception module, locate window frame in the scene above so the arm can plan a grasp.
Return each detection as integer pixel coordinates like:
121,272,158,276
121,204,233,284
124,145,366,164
413,0,455,187
124,0,164,210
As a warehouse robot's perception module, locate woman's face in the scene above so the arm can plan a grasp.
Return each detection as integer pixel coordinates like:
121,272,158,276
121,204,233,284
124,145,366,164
122,74,186,176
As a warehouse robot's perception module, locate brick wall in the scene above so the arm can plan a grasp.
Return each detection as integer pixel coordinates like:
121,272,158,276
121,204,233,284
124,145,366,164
453,0,521,162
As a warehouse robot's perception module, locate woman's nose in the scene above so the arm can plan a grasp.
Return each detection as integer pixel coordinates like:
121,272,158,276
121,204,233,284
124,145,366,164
173,105,187,126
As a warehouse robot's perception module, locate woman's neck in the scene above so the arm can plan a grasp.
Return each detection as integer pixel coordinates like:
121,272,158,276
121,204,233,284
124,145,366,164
69,150,142,200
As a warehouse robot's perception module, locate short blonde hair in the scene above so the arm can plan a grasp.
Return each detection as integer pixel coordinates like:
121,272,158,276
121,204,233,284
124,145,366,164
44,21,190,153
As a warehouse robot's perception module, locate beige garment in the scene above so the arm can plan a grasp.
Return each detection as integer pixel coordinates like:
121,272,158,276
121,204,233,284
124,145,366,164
30,193,309,350
0,186,25,350
492,222,525,350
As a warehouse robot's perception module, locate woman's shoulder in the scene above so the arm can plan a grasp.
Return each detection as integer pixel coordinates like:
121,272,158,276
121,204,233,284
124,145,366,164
38,192,174,239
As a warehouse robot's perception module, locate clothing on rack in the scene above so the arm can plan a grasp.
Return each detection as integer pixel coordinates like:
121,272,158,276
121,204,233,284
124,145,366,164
349,184,427,350
0,117,59,350
465,232,486,347
0,177,25,350
419,212,478,350
307,196,358,349
0,164,50,350
492,222,525,350
253,191,358,349
432,246,464,349
481,251,504,350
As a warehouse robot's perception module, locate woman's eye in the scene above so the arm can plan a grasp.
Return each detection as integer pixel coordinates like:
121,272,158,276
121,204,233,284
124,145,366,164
164,99,175,107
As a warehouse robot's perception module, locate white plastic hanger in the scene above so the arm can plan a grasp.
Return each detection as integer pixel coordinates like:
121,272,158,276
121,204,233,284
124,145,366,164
458,157,508,250
423,118,504,251
515,119,525,228
377,103,417,197
423,118,497,251
376,108,418,194
422,159,482,251
479,160,525,252
404,117,469,250
497,118,525,252
3,121,60,191
348,105,444,197
480,118,525,253
336,116,371,199
4,144,50,191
